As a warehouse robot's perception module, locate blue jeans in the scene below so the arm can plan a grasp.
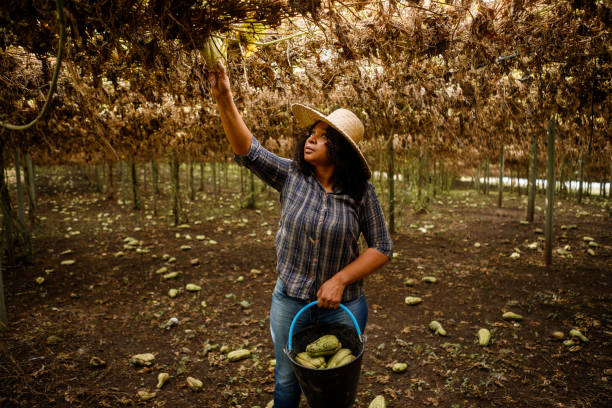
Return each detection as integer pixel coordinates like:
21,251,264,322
269,278,368,408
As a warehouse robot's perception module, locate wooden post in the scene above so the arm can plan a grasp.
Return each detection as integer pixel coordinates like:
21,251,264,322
152,160,159,217
424,148,430,199
559,156,566,197
131,161,140,210
142,163,148,194
0,146,31,264
119,161,125,200
609,160,612,200
515,166,520,195
544,120,556,267
14,149,25,225
95,164,103,193
526,134,538,222
171,158,180,225
517,166,522,196
211,161,217,198
498,145,504,208
417,152,423,200
106,162,114,199
0,257,6,331
23,153,36,221
577,150,584,204
224,162,229,188
245,171,256,209
484,158,490,195
189,162,195,201
432,158,437,197
586,177,591,196
0,146,15,267
387,137,395,233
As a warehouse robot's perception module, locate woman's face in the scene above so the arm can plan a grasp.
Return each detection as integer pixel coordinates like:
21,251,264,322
304,121,332,167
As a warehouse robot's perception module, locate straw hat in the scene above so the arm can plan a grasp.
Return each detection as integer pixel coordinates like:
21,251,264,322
291,103,371,178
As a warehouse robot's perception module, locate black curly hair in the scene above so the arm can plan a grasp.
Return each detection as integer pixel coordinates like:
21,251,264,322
293,122,370,202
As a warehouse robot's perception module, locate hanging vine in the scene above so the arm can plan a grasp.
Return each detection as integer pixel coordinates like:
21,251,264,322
0,0,65,131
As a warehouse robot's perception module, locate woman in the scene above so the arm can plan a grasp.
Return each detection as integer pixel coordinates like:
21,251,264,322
208,61,392,408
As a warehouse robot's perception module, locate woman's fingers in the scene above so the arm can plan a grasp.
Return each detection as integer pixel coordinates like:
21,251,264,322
216,59,226,75
316,284,342,309
317,298,339,309
207,60,231,100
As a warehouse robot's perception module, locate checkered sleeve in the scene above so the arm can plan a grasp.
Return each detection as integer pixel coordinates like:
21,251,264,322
233,137,292,192
359,183,393,259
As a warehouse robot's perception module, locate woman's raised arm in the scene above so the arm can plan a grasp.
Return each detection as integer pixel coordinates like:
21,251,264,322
208,61,252,155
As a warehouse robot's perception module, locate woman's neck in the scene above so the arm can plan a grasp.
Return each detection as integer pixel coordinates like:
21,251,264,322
314,164,335,193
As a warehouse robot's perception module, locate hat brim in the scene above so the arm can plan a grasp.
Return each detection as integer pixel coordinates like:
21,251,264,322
291,104,371,179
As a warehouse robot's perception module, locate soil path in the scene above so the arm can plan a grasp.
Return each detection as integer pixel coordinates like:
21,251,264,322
1,169,610,407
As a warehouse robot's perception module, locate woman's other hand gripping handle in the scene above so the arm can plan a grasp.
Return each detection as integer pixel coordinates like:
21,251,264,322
208,60,252,156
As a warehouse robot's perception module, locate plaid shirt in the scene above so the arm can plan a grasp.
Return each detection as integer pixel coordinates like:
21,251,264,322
235,137,393,302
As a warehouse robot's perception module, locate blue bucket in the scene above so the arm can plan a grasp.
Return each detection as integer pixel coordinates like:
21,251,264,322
284,301,366,408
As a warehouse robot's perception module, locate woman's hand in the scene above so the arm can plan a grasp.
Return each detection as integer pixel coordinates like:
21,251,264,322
208,60,231,101
316,275,347,309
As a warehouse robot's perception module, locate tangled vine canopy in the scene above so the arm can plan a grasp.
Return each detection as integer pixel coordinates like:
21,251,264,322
0,0,610,175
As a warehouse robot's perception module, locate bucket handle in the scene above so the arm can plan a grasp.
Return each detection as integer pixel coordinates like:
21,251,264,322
287,300,362,351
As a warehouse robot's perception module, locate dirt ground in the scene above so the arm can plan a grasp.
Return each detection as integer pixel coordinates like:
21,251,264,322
1,166,611,408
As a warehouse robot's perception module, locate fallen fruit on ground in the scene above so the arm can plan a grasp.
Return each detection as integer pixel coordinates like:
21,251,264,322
136,390,156,401
429,320,447,336
185,283,201,291
227,349,251,362
186,376,203,391
552,331,564,340
502,311,523,321
156,372,170,389
129,353,155,366
369,395,386,408
405,296,423,305
569,329,588,343
478,328,491,346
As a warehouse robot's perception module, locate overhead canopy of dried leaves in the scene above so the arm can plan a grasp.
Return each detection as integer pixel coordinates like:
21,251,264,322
0,0,610,175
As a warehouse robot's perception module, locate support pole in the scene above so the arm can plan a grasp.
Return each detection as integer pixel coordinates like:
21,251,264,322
189,162,195,201
578,150,584,204
0,257,6,331
106,162,114,199
498,145,504,208
609,160,612,200
484,158,490,195
24,153,36,222
526,134,538,222
212,161,217,199
387,137,395,233
14,149,25,225
131,162,140,210
152,160,159,217
544,120,556,267
171,158,180,225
